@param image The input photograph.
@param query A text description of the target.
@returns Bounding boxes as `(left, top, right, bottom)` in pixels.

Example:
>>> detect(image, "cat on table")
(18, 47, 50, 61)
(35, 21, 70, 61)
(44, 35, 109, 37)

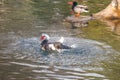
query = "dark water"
(0, 0, 120, 80)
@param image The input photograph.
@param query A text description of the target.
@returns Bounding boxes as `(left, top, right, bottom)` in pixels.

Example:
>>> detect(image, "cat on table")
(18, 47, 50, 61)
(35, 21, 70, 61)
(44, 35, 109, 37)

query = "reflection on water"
(103, 19, 120, 35)
(0, 0, 120, 80)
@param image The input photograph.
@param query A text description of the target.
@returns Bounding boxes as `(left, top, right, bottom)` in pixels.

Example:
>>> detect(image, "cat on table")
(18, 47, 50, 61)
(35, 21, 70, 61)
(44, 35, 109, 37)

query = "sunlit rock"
(93, 0, 120, 19)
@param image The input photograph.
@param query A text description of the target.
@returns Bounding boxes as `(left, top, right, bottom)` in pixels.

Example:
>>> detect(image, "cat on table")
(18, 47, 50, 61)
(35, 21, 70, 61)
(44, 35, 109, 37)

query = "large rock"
(93, 0, 120, 19)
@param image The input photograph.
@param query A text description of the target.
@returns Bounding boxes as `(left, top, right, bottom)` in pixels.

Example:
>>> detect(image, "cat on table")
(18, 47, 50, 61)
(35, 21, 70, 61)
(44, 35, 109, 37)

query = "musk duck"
(40, 33, 72, 52)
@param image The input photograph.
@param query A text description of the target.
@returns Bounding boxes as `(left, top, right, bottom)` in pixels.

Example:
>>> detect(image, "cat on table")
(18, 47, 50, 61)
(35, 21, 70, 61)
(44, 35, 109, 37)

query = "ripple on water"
(9, 61, 105, 80)
(1, 36, 115, 80)
(4, 37, 115, 66)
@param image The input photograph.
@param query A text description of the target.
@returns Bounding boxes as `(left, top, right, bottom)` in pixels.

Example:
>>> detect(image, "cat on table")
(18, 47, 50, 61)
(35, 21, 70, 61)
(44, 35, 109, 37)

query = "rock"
(64, 15, 93, 28)
(93, 0, 120, 19)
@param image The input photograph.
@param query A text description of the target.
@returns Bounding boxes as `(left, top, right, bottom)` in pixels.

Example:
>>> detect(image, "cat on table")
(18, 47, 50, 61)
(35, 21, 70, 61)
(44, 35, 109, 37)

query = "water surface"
(0, 0, 120, 80)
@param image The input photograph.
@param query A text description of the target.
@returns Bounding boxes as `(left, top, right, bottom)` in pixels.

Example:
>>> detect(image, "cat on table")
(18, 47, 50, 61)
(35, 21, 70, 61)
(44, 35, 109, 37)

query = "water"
(0, 0, 120, 80)
(0, 34, 116, 80)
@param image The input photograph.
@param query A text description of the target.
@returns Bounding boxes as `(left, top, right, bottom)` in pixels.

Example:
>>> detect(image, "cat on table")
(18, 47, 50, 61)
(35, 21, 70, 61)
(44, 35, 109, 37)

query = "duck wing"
(58, 37, 64, 43)
(61, 44, 72, 49)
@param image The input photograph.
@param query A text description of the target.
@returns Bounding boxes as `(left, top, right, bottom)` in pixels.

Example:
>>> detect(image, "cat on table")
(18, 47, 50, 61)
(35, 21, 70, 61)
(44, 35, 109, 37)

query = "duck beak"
(67, 2, 73, 5)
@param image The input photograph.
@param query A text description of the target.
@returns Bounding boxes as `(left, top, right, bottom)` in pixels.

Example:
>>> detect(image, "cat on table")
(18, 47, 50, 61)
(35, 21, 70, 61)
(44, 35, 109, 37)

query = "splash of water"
(3, 36, 116, 66)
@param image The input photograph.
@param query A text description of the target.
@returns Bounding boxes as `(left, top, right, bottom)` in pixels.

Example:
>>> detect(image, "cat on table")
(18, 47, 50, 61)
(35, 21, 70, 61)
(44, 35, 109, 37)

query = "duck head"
(40, 33, 50, 51)
(72, 1, 78, 6)
(40, 33, 50, 41)
(68, 1, 78, 10)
